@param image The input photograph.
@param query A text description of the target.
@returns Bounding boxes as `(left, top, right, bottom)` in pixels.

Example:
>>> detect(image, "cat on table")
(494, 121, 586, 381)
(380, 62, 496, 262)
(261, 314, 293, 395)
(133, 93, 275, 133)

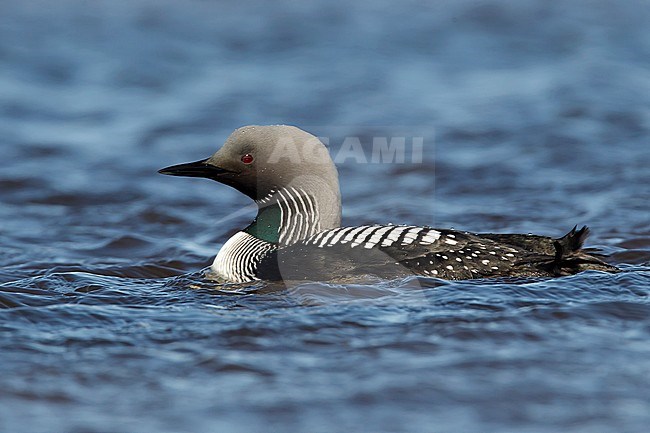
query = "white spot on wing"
(420, 230, 441, 245)
(310, 230, 328, 245)
(351, 226, 379, 248)
(364, 226, 393, 249)
(317, 229, 339, 247)
(382, 226, 409, 246)
(328, 227, 355, 246)
(401, 228, 422, 245)
(343, 226, 370, 244)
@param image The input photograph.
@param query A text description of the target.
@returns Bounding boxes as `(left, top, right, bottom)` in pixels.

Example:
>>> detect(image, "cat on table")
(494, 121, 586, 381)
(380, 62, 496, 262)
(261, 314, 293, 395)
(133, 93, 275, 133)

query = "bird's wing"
(258, 225, 523, 280)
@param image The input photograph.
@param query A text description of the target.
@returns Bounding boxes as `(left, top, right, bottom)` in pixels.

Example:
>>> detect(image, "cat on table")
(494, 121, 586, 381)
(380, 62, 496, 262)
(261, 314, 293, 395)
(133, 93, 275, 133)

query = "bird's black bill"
(158, 158, 231, 180)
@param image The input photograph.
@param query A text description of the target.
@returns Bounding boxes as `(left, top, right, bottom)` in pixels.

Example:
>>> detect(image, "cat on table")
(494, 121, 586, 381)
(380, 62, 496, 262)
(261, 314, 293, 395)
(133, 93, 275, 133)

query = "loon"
(159, 125, 618, 283)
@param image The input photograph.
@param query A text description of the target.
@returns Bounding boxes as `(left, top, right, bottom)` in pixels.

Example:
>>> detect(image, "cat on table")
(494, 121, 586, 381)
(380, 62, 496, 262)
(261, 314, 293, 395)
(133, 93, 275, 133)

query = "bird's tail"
(548, 225, 618, 275)
(554, 225, 590, 256)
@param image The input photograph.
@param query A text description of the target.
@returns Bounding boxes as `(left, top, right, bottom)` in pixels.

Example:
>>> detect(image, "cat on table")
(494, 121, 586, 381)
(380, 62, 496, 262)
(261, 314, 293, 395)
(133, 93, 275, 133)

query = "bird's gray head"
(159, 125, 342, 233)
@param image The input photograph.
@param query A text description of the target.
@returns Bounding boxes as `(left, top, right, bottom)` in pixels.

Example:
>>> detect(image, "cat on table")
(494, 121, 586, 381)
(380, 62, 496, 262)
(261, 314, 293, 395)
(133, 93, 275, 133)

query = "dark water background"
(1, 1, 650, 432)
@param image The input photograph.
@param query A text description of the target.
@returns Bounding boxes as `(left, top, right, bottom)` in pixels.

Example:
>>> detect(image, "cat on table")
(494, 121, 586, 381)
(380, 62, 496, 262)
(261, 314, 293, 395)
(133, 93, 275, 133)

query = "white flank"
(212, 231, 275, 283)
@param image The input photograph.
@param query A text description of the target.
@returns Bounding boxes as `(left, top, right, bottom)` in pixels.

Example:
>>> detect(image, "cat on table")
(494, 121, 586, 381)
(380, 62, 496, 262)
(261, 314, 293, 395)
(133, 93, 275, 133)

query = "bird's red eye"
(241, 154, 254, 164)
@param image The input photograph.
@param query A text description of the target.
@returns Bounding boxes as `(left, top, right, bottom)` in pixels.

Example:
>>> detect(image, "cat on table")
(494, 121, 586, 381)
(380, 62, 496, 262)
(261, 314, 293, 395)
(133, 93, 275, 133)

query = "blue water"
(1, 0, 650, 432)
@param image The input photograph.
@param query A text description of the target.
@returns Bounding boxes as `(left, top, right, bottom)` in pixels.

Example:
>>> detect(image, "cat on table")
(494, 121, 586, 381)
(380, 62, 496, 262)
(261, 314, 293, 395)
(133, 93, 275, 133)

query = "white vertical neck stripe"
(274, 187, 321, 245)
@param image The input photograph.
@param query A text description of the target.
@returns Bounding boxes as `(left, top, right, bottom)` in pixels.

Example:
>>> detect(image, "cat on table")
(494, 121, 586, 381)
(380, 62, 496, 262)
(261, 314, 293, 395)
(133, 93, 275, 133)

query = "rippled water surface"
(1, 1, 650, 432)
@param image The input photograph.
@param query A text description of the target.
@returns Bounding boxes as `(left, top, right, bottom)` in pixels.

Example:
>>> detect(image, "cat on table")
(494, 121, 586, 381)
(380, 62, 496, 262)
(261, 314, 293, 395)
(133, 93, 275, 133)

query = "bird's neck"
(244, 187, 340, 245)
(244, 204, 282, 243)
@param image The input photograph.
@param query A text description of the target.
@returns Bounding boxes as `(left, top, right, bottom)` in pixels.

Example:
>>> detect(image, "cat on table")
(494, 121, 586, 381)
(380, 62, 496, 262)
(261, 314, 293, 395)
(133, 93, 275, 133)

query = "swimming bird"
(159, 125, 618, 283)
